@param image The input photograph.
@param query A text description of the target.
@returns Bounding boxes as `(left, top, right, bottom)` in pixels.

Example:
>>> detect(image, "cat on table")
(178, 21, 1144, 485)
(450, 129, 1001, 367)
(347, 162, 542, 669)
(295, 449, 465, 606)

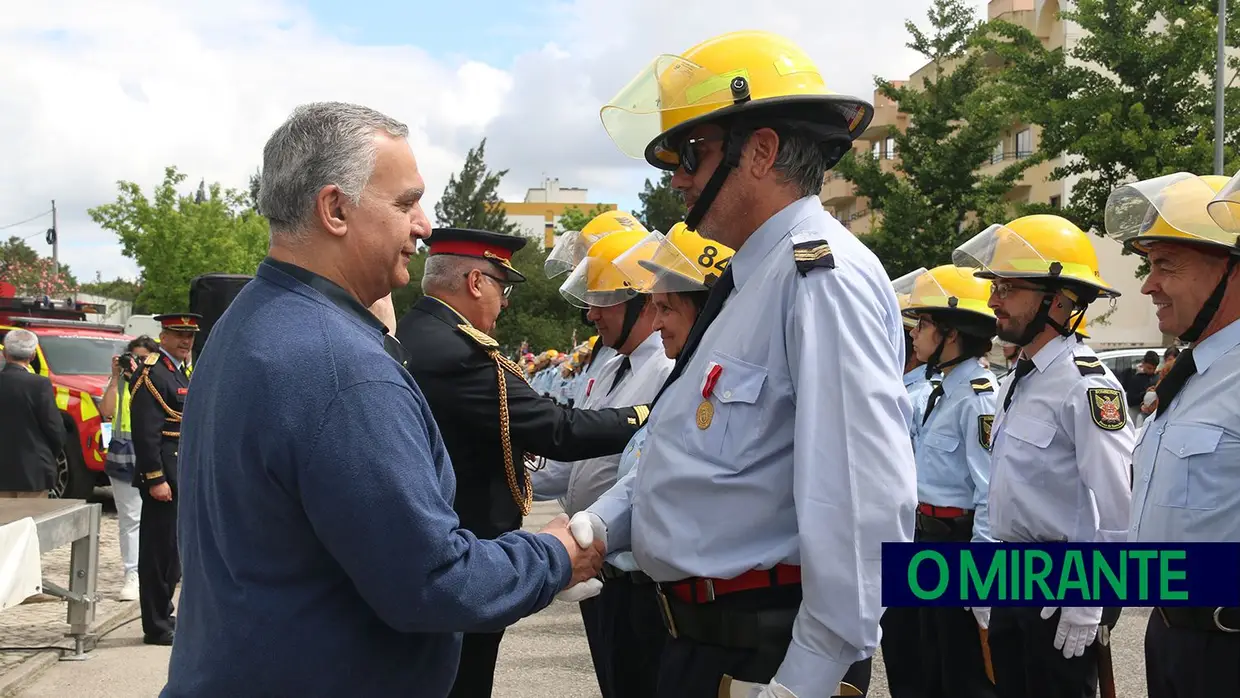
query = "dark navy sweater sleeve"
(300, 379, 573, 632)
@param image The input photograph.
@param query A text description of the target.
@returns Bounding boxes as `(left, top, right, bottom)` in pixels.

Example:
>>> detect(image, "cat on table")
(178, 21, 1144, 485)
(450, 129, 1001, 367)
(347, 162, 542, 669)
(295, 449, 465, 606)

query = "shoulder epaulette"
(457, 323, 499, 349)
(1073, 356, 1105, 376)
(144, 353, 160, 366)
(970, 377, 995, 394)
(792, 239, 835, 277)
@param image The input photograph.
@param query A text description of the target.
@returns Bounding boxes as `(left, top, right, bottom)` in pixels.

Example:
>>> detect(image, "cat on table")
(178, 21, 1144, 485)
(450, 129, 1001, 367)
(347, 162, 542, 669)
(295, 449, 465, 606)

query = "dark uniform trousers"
(448, 631, 505, 698)
(1145, 607, 1240, 698)
(653, 585, 873, 698)
(578, 567, 667, 698)
(988, 607, 1099, 698)
(138, 482, 180, 638)
(913, 512, 996, 698)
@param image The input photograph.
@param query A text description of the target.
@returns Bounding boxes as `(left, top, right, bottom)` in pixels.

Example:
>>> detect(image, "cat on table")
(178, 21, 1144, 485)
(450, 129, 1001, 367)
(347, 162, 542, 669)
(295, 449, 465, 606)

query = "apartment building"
(822, 0, 1163, 349)
(497, 178, 616, 249)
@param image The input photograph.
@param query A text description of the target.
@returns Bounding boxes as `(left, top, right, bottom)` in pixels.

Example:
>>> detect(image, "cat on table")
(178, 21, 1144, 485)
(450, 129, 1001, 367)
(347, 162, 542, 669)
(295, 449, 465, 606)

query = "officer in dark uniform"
(130, 312, 199, 645)
(395, 228, 651, 698)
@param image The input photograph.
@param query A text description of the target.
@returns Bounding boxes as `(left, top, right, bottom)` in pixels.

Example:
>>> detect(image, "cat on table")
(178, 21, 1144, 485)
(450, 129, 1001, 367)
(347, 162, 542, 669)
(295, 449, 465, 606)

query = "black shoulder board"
(1073, 356, 1106, 376)
(792, 240, 835, 277)
(970, 377, 995, 394)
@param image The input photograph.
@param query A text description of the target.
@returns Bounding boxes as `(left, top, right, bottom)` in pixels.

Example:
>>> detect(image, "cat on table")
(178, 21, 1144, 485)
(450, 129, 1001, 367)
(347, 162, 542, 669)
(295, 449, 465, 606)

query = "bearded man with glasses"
(395, 227, 651, 698)
(951, 214, 1134, 698)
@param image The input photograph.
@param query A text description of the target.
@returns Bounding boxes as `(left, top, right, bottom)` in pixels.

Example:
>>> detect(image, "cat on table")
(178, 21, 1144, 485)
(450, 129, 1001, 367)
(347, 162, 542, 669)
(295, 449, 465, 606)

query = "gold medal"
(696, 400, 714, 429)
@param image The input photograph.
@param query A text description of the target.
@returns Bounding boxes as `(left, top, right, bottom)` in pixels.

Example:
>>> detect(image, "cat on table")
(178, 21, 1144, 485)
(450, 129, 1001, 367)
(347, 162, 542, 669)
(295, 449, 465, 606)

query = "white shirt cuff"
(773, 641, 851, 698)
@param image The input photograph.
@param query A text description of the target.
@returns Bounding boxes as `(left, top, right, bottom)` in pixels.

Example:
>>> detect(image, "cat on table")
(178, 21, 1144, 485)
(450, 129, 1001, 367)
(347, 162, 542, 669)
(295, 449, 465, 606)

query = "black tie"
(607, 356, 631, 395)
(922, 383, 945, 426)
(1002, 357, 1036, 412)
(1155, 348, 1196, 418)
(653, 266, 735, 404)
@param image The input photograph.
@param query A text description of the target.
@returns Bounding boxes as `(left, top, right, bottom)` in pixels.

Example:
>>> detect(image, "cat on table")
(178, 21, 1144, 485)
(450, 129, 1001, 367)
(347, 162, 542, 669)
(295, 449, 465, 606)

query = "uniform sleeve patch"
(1087, 388, 1127, 430)
(970, 378, 995, 394)
(1074, 356, 1106, 376)
(792, 240, 835, 277)
(978, 414, 994, 450)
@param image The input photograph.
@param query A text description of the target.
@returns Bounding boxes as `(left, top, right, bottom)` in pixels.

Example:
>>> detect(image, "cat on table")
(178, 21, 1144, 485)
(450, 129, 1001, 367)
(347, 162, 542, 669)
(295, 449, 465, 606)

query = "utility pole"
(1216, 0, 1228, 175)
(50, 199, 59, 276)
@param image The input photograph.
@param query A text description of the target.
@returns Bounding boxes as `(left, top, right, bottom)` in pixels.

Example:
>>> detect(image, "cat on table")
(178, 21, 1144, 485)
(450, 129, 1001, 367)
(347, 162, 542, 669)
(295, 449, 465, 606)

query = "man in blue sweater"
(163, 102, 603, 697)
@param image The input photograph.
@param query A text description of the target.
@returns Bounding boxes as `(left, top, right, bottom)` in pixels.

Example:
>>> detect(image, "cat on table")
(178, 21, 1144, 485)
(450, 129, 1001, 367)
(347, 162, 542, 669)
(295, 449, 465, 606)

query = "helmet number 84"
(698, 245, 730, 270)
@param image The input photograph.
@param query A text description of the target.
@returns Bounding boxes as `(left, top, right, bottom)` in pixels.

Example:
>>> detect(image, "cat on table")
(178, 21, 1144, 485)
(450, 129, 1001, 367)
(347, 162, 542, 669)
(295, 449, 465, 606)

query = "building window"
(1049, 195, 1062, 209)
(1016, 128, 1033, 158)
(991, 140, 1005, 164)
(872, 141, 882, 159)
(885, 137, 897, 159)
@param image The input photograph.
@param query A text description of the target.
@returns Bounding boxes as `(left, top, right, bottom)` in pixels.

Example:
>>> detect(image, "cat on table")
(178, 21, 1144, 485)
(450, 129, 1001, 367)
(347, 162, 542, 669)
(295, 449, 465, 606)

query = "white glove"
(720, 677, 799, 698)
(568, 511, 607, 551)
(965, 606, 990, 629)
(1040, 606, 1101, 658)
(555, 577, 603, 603)
(553, 512, 609, 604)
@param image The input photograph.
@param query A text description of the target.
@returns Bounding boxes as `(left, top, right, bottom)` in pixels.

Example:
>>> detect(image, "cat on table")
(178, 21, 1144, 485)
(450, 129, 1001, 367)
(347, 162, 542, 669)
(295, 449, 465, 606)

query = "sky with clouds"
(0, 0, 987, 283)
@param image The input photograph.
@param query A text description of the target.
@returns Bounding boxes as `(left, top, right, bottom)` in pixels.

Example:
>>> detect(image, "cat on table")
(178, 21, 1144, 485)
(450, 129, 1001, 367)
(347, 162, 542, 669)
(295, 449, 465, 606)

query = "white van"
(124, 314, 162, 339)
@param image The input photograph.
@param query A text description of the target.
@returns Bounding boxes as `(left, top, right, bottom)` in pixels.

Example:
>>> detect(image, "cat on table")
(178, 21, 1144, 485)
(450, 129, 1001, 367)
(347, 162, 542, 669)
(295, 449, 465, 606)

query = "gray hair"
(3, 329, 38, 362)
(422, 255, 485, 295)
(771, 125, 831, 198)
(258, 102, 410, 240)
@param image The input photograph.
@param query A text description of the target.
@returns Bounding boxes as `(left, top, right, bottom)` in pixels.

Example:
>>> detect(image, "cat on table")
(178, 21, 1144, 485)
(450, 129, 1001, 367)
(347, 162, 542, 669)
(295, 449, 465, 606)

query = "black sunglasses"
(677, 134, 725, 175)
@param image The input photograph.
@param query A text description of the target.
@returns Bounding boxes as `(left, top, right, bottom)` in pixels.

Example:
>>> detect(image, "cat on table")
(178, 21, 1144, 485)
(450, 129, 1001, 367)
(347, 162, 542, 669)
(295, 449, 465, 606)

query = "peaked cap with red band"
(426, 228, 529, 283)
(154, 312, 202, 332)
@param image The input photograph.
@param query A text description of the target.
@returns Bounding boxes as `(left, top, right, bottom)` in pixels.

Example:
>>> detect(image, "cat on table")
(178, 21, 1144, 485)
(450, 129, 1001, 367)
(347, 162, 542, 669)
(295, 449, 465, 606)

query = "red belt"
(918, 503, 970, 518)
(662, 564, 802, 604)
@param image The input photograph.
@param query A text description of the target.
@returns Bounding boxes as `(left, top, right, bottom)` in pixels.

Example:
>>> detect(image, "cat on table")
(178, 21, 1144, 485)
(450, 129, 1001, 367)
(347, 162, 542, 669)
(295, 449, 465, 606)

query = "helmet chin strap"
(609, 294, 648, 351)
(1179, 256, 1238, 344)
(925, 332, 969, 379)
(684, 129, 747, 232)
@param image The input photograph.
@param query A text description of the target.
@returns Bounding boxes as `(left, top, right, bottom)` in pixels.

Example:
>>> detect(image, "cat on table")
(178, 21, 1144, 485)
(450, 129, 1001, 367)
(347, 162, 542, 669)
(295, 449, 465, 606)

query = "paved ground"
(5, 500, 1154, 697)
(0, 493, 134, 677)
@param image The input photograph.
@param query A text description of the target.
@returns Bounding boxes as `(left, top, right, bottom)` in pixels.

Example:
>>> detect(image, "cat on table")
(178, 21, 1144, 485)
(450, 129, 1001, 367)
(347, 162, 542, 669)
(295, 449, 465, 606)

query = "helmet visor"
(954, 224, 1066, 280)
(903, 266, 992, 318)
(616, 230, 724, 294)
(600, 54, 745, 163)
(1209, 169, 1240, 236)
(545, 230, 590, 279)
(1105, 173, 1228, 248)
(558, 253, 638, 309)
(892, 267, 928, 328)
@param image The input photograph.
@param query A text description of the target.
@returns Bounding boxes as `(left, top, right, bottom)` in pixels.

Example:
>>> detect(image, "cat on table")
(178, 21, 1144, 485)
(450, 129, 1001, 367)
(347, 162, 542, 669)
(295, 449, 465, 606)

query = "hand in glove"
(719, 677, 800, 698)
(964, 606, 990, 629)
(1040, 606, 1101, 658)
(553, 512, 608, 603)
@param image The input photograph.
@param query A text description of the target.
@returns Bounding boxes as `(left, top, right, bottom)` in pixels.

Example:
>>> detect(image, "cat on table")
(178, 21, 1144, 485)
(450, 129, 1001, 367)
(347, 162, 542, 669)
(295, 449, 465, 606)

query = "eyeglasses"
(990, 280, 1045, 299)
(466, 271, 513, 298)
(677, 135, 724, 175)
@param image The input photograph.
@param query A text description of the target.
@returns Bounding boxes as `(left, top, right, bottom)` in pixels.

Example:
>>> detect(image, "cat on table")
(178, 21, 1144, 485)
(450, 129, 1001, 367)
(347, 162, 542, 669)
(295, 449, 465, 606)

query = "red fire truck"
(0, 280, 132, 498)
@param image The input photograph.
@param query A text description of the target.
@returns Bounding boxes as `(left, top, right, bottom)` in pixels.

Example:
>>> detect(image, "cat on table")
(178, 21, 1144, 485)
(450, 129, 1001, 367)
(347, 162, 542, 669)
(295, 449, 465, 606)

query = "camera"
(118, 352, 140, 379)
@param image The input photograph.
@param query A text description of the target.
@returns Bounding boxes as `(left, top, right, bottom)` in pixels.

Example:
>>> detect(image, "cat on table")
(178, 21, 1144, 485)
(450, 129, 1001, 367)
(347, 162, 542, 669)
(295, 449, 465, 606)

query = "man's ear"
(464, 269, 484, 300)
(316, 185, 349, 238)
(744, 127, 780, 179)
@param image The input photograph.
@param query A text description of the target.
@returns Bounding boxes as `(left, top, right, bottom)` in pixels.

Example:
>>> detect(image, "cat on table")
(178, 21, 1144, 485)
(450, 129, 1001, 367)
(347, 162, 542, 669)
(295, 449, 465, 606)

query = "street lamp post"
(1217, 0, 1228, 175)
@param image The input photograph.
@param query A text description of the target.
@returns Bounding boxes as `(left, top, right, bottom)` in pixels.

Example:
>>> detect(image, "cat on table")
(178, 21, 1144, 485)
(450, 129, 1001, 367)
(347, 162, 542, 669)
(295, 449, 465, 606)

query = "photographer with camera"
(100, 334, 160, 602)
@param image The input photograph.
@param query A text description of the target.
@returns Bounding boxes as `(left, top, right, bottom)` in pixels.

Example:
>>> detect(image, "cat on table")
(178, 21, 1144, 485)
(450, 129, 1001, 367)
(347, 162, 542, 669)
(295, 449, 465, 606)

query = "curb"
(0, 601, 140, 698)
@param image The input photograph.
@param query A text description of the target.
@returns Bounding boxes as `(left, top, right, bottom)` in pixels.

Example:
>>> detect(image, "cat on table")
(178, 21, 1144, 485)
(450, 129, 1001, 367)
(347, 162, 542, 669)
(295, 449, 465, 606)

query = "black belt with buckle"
(915, 512, 974, 542)
(653, 584, 797, 648)
(600, 563, 655, 585)
(1159, 607, 1240, 633)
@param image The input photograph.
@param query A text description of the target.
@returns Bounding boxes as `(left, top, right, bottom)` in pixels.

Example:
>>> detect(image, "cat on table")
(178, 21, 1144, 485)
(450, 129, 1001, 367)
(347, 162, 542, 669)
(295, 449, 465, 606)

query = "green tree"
(835, 0, 1038, 278)
(89, 166, 270, 312)
(1, 236, 40, 268)
(634, 171, 687, 233)
(557, 203, 614, 234)
(434, 138, 522, 234)
(983, 0, 1240, 236)
(80, 274, 142, 305)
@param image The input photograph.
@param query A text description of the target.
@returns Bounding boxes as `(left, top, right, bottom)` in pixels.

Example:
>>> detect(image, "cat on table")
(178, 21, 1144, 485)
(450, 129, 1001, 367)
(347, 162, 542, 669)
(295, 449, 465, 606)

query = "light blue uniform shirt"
(588, 196, 918, 696)
(905, 366, 936, 445)
(913, 359, 997, 543)
(605, 426, 648, 572)
(1130, 318, 1240, 542)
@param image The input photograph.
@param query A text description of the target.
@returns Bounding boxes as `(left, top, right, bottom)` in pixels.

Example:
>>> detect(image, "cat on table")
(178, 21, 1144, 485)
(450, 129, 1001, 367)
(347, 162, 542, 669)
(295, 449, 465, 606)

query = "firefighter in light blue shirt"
(568, 30, 915, 698)
(903, 264, 999, 698)
(893, 267, 940, 444)
(1104, 171, 1240, 698)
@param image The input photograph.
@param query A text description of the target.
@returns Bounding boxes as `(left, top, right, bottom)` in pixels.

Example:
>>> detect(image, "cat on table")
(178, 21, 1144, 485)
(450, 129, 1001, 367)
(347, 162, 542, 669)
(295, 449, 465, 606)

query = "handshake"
(538, 512, 608, 602)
